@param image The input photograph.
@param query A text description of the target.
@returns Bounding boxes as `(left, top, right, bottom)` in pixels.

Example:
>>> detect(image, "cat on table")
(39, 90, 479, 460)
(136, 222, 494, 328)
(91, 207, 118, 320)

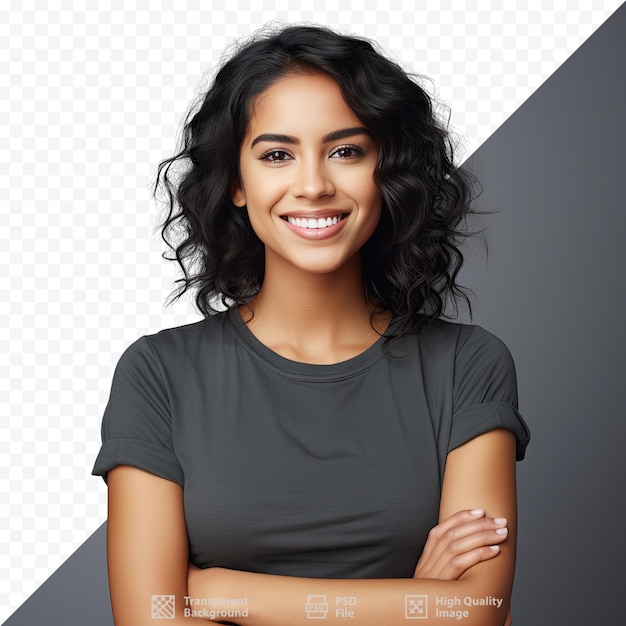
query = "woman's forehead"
(245, 72, 365, 142)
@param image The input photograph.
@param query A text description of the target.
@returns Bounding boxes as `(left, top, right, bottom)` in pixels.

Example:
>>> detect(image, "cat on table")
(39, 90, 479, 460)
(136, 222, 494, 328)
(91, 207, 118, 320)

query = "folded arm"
(187, 428, 518, 626)
(106, 466, 221, 625)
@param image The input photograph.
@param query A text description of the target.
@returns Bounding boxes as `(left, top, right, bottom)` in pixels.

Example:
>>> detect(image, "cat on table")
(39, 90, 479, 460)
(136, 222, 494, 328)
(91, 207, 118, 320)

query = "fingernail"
(470, 508, 484, 515)
(496, 528, 508, 535)
(494, 517, 507, 525)
(489, 545, 500, 552)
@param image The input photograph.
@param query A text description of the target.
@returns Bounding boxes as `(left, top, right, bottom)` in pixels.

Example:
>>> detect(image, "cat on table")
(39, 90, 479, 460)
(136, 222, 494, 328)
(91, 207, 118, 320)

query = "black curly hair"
(155, 24, 478, 336)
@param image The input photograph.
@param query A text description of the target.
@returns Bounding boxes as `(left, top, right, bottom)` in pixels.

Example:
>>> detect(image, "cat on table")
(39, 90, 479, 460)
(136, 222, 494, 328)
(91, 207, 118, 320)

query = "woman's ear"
(231, 182, 246, 207)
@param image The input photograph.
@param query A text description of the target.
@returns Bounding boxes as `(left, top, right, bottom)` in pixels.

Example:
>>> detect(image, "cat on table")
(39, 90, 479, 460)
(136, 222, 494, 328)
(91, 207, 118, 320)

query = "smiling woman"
(92, 24, 529, 626)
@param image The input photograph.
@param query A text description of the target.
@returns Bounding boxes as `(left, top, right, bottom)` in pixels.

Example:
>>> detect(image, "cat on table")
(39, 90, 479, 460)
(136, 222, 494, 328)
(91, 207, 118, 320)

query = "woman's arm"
(434, 427, 518, 624)
(106, 465, 222, 625)
(188, 428, 518, 626)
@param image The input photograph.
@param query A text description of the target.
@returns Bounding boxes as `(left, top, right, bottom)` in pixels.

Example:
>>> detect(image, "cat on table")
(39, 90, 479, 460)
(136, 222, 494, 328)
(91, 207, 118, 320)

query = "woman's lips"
(280, 213, 348, 239)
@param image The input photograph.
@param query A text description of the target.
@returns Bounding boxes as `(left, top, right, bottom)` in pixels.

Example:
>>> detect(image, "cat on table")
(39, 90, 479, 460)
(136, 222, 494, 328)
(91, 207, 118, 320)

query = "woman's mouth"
(280, 213, 350, 239)
(281, 214, 348, 229)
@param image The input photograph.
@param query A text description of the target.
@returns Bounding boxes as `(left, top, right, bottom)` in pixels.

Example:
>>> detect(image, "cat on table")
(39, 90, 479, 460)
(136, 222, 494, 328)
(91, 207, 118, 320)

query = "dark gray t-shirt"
(92, 308, 529, 579)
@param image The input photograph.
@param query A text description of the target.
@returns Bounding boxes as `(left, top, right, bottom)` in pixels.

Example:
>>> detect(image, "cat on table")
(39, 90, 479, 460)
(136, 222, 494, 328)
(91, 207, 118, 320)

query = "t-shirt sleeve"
(450, 326, 530, 461)
(91, 336, 184, 486)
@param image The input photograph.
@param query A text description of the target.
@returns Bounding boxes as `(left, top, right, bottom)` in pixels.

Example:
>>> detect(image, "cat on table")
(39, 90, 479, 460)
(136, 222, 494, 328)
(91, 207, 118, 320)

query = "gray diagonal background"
(3, 4, 625, 625)
(461, 3, 625, 622)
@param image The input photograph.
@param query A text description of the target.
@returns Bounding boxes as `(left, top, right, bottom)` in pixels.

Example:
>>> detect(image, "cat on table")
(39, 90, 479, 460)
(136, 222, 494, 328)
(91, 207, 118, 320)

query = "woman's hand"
(413, 508, 509, 581)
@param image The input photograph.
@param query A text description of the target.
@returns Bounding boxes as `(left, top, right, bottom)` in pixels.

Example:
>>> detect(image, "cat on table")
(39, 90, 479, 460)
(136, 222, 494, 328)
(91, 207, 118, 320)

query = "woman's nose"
(291, 157, 335, 200)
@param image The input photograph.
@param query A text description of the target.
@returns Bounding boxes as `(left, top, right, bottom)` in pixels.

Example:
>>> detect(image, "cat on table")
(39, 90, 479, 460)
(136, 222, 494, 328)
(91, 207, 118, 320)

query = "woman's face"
(232, 71, 382, 277)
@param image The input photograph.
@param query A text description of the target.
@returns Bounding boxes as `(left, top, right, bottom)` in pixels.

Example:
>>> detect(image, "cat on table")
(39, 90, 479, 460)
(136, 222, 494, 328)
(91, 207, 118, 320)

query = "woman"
(93, 25, 529, 625)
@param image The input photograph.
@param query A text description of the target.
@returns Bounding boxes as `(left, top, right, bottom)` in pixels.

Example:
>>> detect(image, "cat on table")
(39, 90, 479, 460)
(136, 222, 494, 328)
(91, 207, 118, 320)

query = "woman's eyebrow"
(250, 127, 372, 148)
(323, 127, 373, 143)
(251, 133, 297, 147)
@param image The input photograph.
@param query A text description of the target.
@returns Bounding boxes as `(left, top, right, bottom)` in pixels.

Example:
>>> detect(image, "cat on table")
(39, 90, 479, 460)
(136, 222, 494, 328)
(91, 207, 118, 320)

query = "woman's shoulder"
(417, 318, 519, 399)
(390, 318, 516, 387)
(404, 316, 510, 357)
(119, 311, 232, 367)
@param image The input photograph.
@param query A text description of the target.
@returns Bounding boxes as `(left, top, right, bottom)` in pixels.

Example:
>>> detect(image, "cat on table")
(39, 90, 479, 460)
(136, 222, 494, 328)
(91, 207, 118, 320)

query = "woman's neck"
(239, 253, 390, 364)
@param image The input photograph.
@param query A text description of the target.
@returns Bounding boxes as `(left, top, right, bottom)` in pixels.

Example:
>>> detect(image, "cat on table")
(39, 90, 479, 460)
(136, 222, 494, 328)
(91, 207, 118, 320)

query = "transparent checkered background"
(1, 0, 622, 618)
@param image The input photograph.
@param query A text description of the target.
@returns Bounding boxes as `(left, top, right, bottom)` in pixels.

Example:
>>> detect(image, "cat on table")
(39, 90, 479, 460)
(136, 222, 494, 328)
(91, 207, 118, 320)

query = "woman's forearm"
(186, 433, 518, 626)
(188, 567, 509, 626)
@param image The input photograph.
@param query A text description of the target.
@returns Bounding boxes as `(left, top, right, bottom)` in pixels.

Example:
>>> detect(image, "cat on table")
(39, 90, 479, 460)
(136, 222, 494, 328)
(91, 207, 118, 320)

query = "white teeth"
(287, 215, 343, 229)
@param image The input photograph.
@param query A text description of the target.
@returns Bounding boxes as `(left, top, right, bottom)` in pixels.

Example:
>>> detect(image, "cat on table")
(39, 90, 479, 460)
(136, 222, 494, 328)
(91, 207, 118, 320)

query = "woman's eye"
(261, 150, 292, 162)
(330, 145, 365, 159)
